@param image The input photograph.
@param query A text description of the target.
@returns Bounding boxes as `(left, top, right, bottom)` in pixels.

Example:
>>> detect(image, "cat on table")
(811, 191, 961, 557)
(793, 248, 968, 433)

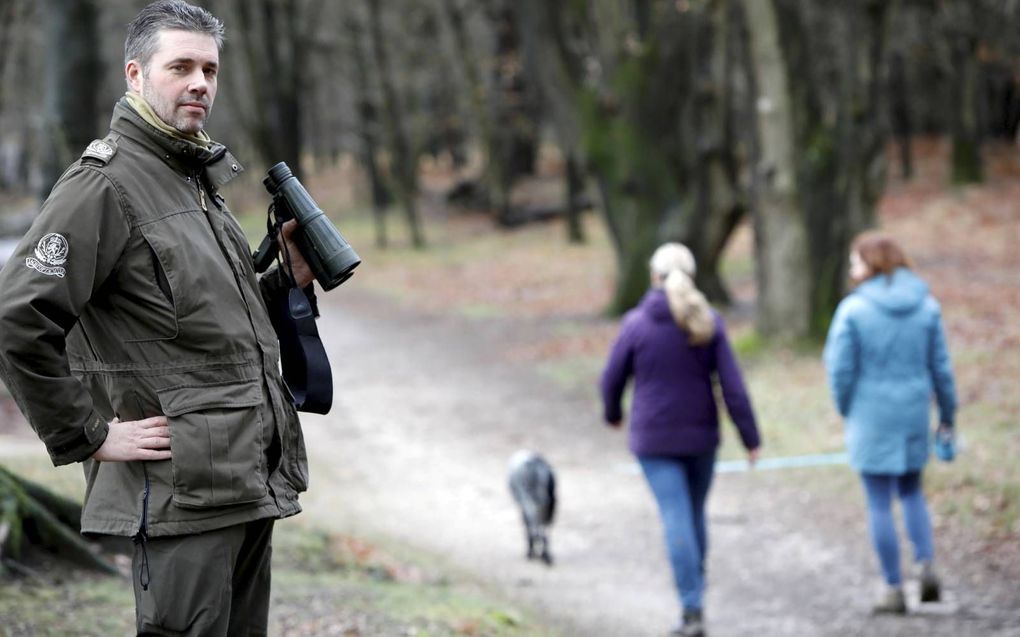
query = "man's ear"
(126, 60, 143, 93)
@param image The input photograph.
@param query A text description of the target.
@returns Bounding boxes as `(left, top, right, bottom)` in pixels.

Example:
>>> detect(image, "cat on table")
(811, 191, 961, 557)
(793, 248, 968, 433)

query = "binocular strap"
(266, 286, 333, 414)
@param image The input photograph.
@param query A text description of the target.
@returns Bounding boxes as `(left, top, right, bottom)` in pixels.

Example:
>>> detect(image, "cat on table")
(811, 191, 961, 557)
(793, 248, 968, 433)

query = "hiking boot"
(872, 586, 907, 615)
(919, 562, 941, 603)
(668, 609, 705, 637)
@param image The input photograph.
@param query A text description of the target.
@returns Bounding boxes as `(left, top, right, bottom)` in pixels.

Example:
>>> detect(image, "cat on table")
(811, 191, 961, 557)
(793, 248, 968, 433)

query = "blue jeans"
(860, 471, 934, 585)
(638, 453, 716, 612)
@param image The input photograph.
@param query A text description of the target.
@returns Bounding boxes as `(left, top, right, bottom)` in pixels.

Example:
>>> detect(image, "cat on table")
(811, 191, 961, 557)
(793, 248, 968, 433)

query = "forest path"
(298, 287, 1018, 637)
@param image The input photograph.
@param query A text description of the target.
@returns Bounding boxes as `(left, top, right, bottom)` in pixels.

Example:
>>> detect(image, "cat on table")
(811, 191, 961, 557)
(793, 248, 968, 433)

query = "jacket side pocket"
(156, 379, 267, 509)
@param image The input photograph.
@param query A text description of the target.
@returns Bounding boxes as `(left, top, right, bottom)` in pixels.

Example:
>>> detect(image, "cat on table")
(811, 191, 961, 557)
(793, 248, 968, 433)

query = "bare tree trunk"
(232, 0, 324, 181)
(306, 47, 332, 171)
(811, 1, 890, 336)
(743, 0, 891, 339)
(441, 0, 502, 212)
(0, 0, 18, 115)
(669, 0, 747, 305)
(743, 0, 811, 338)
(39, 0, 100, 199)
(367, 0, 425, 248)
(889, 51, 913, 180)
(596, 165, 673, 315)
(517, 0, 588, 247)
(489, 1, 539, 225)
(345, 13, 390, 249)
(0, 0, 30, 191)
(264, 0, 303, 178)
(519, 0, 747, 315)
(985, 61, 1020, 142)
(235, 1, 286, 174)
(942, 2, 983, 185)
(565, 153, 585, 244)
(442, 0, 540, 223)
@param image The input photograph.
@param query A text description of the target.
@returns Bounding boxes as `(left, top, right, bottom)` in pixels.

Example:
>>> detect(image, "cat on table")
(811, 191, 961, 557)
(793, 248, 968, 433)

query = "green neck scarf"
(125, 91, 211, 148)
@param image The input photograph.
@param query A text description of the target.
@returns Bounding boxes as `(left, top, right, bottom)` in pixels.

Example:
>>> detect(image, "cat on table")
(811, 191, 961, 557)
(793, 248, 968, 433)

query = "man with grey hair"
(0, 1, 314, 634)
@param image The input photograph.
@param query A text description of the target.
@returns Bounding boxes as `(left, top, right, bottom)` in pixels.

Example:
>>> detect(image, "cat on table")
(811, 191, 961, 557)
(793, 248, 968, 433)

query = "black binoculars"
(252, 162, 361, 290)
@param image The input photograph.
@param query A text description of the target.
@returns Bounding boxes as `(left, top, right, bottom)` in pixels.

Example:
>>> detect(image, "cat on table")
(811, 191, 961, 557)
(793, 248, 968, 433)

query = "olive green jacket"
(0, 99, 308, 537)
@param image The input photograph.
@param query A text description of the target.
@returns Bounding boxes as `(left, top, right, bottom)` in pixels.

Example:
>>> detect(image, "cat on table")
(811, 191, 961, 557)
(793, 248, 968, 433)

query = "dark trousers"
(133, 518, 275, 636)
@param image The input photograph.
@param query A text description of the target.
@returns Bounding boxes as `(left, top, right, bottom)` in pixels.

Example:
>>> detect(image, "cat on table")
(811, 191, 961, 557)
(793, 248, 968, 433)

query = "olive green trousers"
(132, 518, 275, 636)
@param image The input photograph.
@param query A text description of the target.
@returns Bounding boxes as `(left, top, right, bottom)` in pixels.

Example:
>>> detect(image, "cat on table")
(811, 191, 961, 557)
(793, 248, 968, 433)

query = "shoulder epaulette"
(81, 138, 118, 165)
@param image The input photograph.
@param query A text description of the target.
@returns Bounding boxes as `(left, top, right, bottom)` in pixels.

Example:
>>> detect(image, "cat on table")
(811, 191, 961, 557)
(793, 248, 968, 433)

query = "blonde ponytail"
(664, 269, 716, 345)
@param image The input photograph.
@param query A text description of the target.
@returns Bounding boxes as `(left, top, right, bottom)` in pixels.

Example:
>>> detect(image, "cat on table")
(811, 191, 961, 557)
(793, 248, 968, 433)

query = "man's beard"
(141, 82, 210, 135)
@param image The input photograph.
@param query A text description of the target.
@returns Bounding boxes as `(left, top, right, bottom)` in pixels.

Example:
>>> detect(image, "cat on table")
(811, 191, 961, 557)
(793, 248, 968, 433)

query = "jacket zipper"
(197, 171, 264, 350)
(196, 174, 208, 212)
(133, 464, 151, 591)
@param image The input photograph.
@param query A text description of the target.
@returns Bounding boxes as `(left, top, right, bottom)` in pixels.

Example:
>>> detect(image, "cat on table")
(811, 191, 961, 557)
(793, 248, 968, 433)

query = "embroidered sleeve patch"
(82, 139, 115, 163)
(25, 233, 69, 278)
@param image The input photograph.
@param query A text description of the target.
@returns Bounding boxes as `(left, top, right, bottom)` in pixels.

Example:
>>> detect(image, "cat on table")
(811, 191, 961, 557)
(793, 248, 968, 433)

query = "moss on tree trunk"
(951, 140, 983, 185)
(0, 465, 117, 576)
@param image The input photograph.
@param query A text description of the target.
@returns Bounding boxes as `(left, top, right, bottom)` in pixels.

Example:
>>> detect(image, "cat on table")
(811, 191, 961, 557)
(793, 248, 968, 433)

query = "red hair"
(851, 231, 912, 279)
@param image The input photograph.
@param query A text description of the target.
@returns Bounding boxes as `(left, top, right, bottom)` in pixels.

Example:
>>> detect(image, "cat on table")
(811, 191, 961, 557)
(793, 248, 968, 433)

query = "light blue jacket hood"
(855, 268, 929, 316)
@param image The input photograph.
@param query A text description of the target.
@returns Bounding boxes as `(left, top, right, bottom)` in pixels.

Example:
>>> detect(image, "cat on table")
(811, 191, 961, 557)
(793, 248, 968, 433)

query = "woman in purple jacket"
(601, 243, 761, 637)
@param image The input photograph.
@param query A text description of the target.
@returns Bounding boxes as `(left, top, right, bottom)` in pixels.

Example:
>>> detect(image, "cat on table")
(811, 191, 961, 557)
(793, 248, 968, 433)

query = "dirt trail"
(299, 287, 1020, 637)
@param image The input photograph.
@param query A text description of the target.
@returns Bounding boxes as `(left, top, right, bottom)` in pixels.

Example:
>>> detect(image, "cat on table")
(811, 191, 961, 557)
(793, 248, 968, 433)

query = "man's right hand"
(91, 416, 171, 462)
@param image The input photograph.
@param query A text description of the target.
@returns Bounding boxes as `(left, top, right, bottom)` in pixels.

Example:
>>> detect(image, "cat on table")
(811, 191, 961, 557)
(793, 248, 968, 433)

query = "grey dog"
(508, 450, 556, 565)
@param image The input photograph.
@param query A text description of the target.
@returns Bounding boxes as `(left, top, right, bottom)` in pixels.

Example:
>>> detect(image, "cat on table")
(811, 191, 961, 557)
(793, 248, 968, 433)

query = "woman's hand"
(747, 447, 760, 468)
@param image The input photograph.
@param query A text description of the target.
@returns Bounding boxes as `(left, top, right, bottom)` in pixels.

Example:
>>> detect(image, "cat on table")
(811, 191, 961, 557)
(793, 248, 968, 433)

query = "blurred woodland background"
(1, 2, 1019, 633)
(0, 0, 1017, 336)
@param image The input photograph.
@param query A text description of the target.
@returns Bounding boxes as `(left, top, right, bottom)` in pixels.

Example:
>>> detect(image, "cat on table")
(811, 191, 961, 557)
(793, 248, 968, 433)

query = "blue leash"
(715, 452, 849, 474)
(617, 452, 849, 475)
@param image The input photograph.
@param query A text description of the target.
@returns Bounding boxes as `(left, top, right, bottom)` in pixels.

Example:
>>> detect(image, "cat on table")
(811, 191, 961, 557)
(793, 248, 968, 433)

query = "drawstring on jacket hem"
(134, 463, 152, 591)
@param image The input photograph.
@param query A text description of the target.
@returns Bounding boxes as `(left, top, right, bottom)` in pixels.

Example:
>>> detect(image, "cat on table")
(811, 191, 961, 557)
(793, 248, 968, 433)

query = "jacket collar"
(640, 287, 674, 322)
(109, 97, 244, 188)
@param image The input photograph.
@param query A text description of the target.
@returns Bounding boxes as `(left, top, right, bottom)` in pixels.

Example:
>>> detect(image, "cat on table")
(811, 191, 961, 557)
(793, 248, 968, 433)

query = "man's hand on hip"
(92, 416, 171, 462)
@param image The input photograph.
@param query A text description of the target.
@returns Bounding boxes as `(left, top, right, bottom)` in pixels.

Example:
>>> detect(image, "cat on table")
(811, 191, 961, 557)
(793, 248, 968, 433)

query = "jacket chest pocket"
(157, 379, 267, 509)
(99, 231, 179, 343)
(137, 211, 249, 334)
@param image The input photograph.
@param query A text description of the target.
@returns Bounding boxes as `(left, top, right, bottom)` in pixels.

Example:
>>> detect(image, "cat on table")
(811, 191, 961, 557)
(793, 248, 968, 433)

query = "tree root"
(0, 465, 118, 577)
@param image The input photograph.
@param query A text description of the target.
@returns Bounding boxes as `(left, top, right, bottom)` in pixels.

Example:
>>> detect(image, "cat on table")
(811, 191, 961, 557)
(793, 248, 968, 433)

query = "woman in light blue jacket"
(824, 231, 957, 614)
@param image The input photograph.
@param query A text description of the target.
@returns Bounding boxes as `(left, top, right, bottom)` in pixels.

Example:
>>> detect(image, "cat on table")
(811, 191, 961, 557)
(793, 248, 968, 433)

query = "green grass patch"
(534, 355, 603, 392)
(731, 328, 766, 359)
(0, 573, 135, 637)
(0, 464, 552, 637)
(270, 523, 553, 637)
(0, 521, 552, 637)
(0, 455, 86, 503)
